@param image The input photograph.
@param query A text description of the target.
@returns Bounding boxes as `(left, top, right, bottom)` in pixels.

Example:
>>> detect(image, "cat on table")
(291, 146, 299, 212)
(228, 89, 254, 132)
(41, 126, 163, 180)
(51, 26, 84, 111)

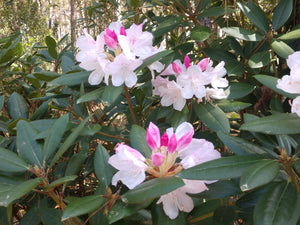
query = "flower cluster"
(152, 55, 228, 111)
(277, 51, 300, 116)
(108, 122, 221, 219)
(76, 22, 163, 88)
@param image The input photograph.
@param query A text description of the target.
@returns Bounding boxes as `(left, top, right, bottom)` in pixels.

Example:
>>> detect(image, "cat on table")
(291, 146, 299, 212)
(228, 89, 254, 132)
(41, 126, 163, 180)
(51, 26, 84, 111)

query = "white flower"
(156, 179, 208, 219)
(292, 96, 300, 117)
(108, 144, 147, 189)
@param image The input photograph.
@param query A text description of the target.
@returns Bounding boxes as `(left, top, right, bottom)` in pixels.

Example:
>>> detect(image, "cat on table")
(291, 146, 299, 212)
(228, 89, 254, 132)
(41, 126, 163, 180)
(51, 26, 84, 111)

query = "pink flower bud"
(120, 26, 127, 36)
(146, 122, 161, 151)
(172, 62, 182, 74)
(160, 132, 169, 147)
(151, 152, 165, 167)
(168, 133, 178, 153)
(198, 58, 210, 71)
(184, 55, 191, 69)
(104, 28, 118, 49)
(177, 130, 193, 149)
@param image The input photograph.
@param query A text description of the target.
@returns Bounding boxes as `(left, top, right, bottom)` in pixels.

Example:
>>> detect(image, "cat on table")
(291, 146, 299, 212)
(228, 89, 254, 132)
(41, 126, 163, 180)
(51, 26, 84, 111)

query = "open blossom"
(76, 22, 163, 88)
(108, 122, 221, 219)
(277, 51, 300, 116)
(152, 55, 228, 111)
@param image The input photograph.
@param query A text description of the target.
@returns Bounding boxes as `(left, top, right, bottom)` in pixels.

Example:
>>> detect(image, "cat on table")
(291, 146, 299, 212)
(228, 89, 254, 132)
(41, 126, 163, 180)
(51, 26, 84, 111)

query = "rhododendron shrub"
(2, 1, 300, 225)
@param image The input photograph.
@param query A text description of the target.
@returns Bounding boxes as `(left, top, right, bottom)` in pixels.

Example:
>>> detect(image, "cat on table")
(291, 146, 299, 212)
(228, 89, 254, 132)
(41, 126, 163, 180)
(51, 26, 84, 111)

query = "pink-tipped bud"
(160, 132, 169, 147)
(168, 133, 178, 153)
(184, 55, 191, 69)
(151, 152, 165, 167)
(104, 28, 118, 49)
(198, 58, 210, 71)
(146, 122, 161, 151)
(172, 62, 182, 74)
(177, 130, 193, 149)
(120, 26, 127, 36)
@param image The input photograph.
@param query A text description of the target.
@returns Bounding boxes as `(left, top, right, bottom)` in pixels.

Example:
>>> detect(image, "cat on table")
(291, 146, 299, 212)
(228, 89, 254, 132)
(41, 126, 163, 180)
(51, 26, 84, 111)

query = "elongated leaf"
(45, 175, 77, 191)
(0, 177, 42, 207)
(30, 100, 50, 120)
(77, 87, 105, 103)
(217, 132, 276, 157)
(0, 147, 29, 172)
(237, 1, 269, 33)
(178, 155, 262, 180)
(222, 27, 263, 41)
(152, 16, 184, 37)
(130, 125, 152, 158)
(217, 100, 251, 113)
(0, 95, 4, 112)
(203, 48, 236, 64)
(225, 82, 255, 100)
(122, 177, 184, 204)
(39, 208, 64, 225)
(101, 85, 124, 106)
(94, 145, 114, 186)
(135, 50, 173, 72)
(62, 195, 105, 221)
(193, 102, 230, 133)
(49, 115, 92, 168)
(33, 71, 60, 81)
(7, 92, 29, 120)
(240, 160, 280, 191)
(254, 182, 300, 225)
(43, 114, 69, 163)
(279, 29, 300, 40)
(272, 0, 293, 30)
(199, 6, 235, 18)
(17, 120, 43, 168)
(190, 26, 211, 42)
(254, 75, 298, 99)
(48, 71, 90, 86)
(240, 113, 300, 134)
(107, 199, 152, 224)
(271, 40, 294, 59)
(248, 51, 271, 68)
(45, 36, 57, 59)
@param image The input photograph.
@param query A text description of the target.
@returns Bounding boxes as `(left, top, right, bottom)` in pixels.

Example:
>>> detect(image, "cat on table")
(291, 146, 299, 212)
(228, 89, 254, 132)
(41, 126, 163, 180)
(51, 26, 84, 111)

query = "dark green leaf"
(94, 145, 114, 186)
(254, 75, 298, 99)
(122, 177, 185, 204)
(254, 182, 300, 225)
(240, 113, 300, 134)
(39, 208, 64, 225)
(178, 155, 262, 180)
(248, 51, 271, 68)
(203, 48, 236, 64)
(135, 50, 173, 72)
(17, 120, 43, 168)
(45, 36, 58, 59)
(62, 195, 105, 221)
(153, 16, 184, 37)
(0, 178, 42, 207)
(33, 71, 60, 81)
(222, 27, 263, 41)
(101, 85, 124, 106)
(49, 114, 92, 168)
(213, 206, 236, 225)
(19, 207, 41, 225)
(77, 87, 105, 103)
(7, 92, 29, 120)
(272, 0, 293, 30)
(237, 1, 269, 33)
(0, 147, 29, 173)
(45, 175, 77, 191)
(190, 26, 211, 42)
(271, 40, 294, 59)
(107, 199, 152, 224)
(0, 95, 4, 112)
(240, 160, 280, 191)
(30, 100, 50, 120)
(48, 71, 90, 87)
(279, 29, 300, 40)
(293, 159, 300, 175)
(217, 132, 276, 157)
(43, 114, 69, 163)
(193, 102, 230, 133)
(225, 82, 255, 100)
(130, 125, 152, 158)
(189, 200, 220, 224)
(217, 100, 251, 112)
(199, 6, 235, 18)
